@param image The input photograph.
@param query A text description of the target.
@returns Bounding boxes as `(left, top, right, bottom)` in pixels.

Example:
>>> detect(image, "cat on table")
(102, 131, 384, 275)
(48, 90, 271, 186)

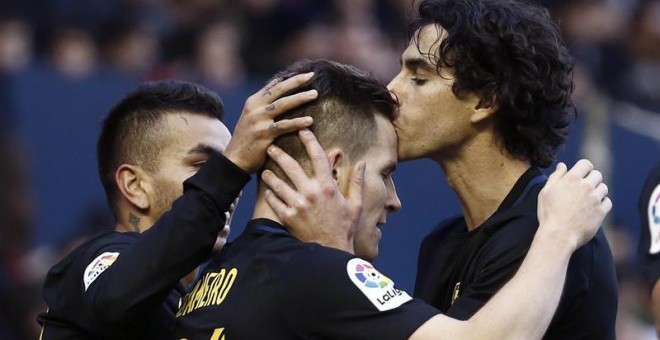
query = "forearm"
(463, 230, 573, 339)
(90, 193, 226, 323)
(89, 153, 249, 321)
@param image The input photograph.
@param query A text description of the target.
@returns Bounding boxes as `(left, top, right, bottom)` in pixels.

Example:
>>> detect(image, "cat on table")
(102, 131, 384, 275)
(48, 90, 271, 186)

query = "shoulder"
(41, 232, 140, 321)
(76, 232, 137, 268)
(238, 241, 438, 339)
(567, 228, 615, 285)
(640, 165, 660, 209)
(276, 243, 358, 278)
(275, 246, 413, 311)
(45, 232, 137, 288)
(420, 216, 464, 247)
(639, 165, 660, 282)
(645, 165, 660, 186)
(480, 215, 538, 256)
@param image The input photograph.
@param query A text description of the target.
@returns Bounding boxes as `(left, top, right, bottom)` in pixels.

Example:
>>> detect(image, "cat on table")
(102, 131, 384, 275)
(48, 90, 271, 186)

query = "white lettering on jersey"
(83, 252, 119, 291)
(346, 258, 412, 311)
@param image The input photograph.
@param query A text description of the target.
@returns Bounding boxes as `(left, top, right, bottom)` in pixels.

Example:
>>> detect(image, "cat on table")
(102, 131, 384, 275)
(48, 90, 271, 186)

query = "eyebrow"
(187, 143, 215, 155)
(402, 57, 435, 72)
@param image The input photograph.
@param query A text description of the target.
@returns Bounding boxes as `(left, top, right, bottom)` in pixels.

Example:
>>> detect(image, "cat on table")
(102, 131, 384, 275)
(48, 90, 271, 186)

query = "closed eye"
(382, 164, 397, 178)
(193, 160, 209, 169)
(411, 77, 427, 85)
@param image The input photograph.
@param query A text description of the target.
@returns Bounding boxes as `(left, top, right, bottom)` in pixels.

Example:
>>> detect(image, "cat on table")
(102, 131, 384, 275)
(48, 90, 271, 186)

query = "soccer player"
(265, 1, 618, 338)
(36, 76, 340, 339)
(174, 59, 611, 339)
(638, 164, 660, 335)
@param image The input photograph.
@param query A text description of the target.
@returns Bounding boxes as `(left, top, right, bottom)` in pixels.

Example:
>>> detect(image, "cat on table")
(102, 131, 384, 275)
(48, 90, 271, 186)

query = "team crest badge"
(346, 258, 412, 311)
(649, 184, 660, 254)
(83, 252, 119, 291)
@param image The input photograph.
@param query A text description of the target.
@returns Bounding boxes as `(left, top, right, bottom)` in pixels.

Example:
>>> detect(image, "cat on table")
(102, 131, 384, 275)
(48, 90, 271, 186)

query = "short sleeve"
(446, 218, 537, 320)
(274, 246, 439, 339)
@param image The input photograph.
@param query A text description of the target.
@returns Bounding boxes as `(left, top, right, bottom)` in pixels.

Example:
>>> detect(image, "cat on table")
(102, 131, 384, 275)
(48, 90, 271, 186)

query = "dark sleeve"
(638, 165, 660, 285)
(275, 247, 439, 339)
(84, 152, 250, 328)
(446, 220, 537, 320)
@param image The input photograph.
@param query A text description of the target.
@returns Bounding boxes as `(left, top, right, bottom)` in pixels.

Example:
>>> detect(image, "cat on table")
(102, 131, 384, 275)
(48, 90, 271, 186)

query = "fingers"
(224, 192, 240, 226)
(264, 189, 292, 223)
(261, 170, 301, 206)
(601, 196, 613, 213)
(268, 116, 314, 137)
(266, 90, 318, 118)
(266, 146, 309, 190)
(545, 162, 567, 188)
(298, 129, 332, 177)
(219, 225, 230, 238)
(595, 182, 609, 201)
(224, 213, 233, 228)
(244, 72, 317, 121)
(259, 72, 314, 101)
(567, 159, 594, 179)
(584, 169, 603, 188)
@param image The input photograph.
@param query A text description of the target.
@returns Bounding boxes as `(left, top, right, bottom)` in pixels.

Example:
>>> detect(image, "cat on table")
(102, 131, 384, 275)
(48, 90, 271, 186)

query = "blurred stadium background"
(0, 0, 658, 338)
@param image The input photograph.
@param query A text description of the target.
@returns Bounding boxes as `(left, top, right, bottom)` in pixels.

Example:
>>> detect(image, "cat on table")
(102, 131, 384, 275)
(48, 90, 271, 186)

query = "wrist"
(224, 149, 252, 174)
(534, 225, 578, 256)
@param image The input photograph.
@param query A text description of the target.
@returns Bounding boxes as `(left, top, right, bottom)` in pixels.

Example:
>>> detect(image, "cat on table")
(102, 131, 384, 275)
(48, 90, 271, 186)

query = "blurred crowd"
(0, 0, 658, 339)
(0, 0, 411, 87)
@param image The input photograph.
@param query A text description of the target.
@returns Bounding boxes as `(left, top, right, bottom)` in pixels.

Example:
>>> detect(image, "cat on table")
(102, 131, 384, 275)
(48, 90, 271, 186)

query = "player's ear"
(471, 93, 498, 124)
(326, 148, 351, 196)
(115, 164, 152, 210)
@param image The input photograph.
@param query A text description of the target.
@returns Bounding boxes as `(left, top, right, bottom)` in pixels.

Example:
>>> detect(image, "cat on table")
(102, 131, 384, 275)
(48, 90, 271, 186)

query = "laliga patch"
(346, 258, 412, 311)
(649, 184, 660, 254)
(83, 252, 119, 291)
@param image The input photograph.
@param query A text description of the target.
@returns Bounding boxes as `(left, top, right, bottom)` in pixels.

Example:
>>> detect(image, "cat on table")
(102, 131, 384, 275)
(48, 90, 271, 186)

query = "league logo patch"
(83, 252, 119, 291)
(353, 262, 392, 288)
(346, 258, 412, 312)
(649, 184, 660, 254)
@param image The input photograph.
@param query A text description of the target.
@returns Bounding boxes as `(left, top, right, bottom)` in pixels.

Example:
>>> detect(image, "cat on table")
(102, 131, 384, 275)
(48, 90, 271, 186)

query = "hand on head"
(261, 129, 365, 253)
(224, 72, 318, 173)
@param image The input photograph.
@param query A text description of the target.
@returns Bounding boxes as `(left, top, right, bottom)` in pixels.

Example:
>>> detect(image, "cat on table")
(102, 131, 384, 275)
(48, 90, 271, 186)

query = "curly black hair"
(410, 0, 575, 167)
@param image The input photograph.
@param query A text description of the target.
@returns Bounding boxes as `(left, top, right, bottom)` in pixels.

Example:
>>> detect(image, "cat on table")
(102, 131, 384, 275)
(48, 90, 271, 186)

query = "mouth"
(376, 222, 386, 229)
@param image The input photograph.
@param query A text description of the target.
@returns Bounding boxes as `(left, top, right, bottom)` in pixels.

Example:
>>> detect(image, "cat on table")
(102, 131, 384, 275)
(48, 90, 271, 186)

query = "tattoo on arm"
(128, 213, 140, 232)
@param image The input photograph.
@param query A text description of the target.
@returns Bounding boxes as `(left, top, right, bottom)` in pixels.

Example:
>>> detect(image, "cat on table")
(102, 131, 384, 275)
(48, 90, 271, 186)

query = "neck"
(430, 136, 530, 231)
(114, 209, 154, 233)
(252, 193, 285, 226)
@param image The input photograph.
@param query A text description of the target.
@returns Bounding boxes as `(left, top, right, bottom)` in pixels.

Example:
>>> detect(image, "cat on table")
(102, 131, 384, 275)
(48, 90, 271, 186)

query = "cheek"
(159, 173, 187, 201)
(363, 179, 388, 213)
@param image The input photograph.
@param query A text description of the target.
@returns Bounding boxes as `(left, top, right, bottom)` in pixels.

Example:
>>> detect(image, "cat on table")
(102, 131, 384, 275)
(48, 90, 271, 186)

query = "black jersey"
(175, 219, 439, 340)
(638, 164, 660, 285)
(37, 152, 250, 339)
(415, 167, 618, 340)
